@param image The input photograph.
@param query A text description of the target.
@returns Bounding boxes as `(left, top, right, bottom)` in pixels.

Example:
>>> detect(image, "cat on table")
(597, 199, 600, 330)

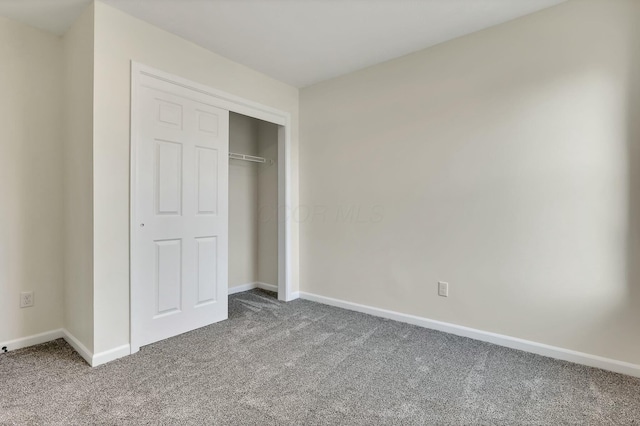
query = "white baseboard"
(92, 344, 131, 367)
(0, 328, 126, 368)
(0, 329, 64, 353)
(62, 329, 93, 366)
(256, 282, 278, 292)
(229, 282, 259, 295)
(62, 329, 130, 367)
(229, 282, 278, 295)
(288, 291, 300, 301)
(299, 292, 640, 378)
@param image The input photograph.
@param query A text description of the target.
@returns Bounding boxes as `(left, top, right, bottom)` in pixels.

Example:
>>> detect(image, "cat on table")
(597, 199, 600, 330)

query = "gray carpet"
(1, 290, 639, 425)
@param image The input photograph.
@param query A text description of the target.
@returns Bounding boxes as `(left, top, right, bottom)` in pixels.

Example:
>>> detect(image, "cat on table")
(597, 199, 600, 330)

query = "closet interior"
(228, 112, 279, 295)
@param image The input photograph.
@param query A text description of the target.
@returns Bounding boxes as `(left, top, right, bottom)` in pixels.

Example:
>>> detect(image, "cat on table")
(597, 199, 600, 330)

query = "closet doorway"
(130, 63, 293, 354)
(228, 113, 280, 296)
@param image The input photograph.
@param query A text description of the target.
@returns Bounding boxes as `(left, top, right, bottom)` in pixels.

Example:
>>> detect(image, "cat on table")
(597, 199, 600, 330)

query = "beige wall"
(300, 0, 640, 365)
(0, 16, 64, 343)
(92, 1, 299, 353)
(229, 113, 259, 288)
(257, 121, 279, 286)
(62, 3, 94, 352)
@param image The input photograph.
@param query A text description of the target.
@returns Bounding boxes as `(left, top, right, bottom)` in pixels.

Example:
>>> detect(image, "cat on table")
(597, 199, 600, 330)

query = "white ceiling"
(0, 0, 566, 87)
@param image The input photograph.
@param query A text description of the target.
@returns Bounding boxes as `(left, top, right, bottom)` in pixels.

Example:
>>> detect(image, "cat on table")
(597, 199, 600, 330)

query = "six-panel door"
(135, 82, 229, 347)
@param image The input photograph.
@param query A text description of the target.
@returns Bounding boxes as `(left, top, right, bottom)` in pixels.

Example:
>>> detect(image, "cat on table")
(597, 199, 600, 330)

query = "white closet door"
(133, 78, 229, 348)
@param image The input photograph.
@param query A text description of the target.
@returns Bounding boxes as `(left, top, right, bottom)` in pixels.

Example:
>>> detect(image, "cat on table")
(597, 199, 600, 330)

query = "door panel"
(196, 148, 219, 214)
(196, 236, 218, 305)
(155, 239, 182, 316)
(134, 78, 229, 348)
(156, 140, 182, 215)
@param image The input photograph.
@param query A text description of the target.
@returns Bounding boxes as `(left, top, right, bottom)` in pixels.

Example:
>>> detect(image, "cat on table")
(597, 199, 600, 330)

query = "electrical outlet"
(438, 282, 449, 297)
(20, 291, 34, 308)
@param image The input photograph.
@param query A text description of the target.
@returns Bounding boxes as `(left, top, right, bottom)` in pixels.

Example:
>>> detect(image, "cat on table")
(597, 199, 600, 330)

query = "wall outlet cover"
(438, 281, 449, 297)
(20, 291, 34, 308)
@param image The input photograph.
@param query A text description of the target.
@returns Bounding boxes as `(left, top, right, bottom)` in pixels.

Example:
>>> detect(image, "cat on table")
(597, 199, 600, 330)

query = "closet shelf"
(229, 152, 266, 163)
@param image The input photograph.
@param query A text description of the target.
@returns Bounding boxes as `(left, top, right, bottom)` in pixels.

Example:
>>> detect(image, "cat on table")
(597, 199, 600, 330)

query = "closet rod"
(229, 152, 266, 163)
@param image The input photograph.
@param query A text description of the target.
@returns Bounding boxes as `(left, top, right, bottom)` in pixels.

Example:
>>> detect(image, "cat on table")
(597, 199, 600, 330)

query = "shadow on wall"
(623, 3, 640, 350)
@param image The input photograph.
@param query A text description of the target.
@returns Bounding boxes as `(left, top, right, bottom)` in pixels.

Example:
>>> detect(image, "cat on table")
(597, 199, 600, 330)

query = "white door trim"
(130, 62, 295, 353)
